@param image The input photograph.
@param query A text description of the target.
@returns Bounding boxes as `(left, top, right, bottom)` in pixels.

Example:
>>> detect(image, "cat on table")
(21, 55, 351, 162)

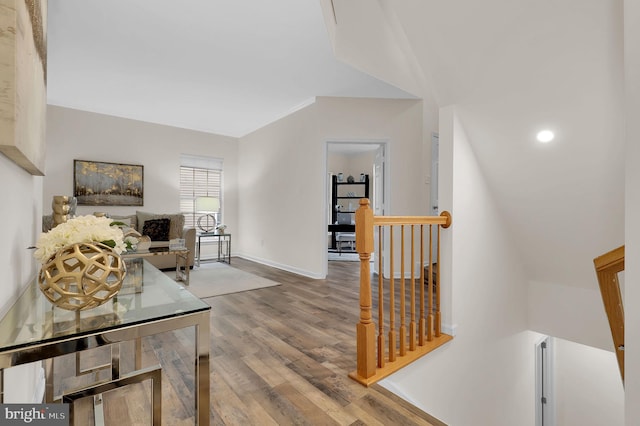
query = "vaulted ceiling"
(46, 0, 414, 138)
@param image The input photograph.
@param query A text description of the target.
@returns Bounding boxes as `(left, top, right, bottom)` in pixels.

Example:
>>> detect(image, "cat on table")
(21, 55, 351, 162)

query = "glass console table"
(0, 258, 211, 425)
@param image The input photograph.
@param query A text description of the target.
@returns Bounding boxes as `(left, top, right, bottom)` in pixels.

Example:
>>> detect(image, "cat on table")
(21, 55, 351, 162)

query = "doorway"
(325, 141, 388, 271)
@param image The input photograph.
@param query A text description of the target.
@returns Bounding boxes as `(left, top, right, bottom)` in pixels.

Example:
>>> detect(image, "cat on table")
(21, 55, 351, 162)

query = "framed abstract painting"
(74, 160, 144, 206)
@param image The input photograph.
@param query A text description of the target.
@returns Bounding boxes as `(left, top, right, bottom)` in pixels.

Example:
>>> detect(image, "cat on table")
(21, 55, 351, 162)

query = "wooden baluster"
(378, 225, 385, 368)
(399, 225, 406, 356)
(435, 224, 441, 337)
(419, 225, 425, 346)
(409, 225, 416, 351)
(355, 199, 376, 379)
(427, 224, 434, 341)
(388, 226, 396, 362)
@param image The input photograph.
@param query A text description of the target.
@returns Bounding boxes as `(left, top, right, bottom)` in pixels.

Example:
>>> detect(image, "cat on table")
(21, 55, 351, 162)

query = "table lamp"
(195, 196, 220, 232)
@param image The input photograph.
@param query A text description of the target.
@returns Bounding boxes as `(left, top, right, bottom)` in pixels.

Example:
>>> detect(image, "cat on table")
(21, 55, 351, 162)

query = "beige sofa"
(43, 211, 196, 270)
(112, 211, 196, 270)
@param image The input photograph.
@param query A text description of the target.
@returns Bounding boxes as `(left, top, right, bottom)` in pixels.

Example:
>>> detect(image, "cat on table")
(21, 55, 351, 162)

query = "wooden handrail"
(350, 198, 453, 386)
(594, 245, 625, 382)
(373, 212, 452, 227)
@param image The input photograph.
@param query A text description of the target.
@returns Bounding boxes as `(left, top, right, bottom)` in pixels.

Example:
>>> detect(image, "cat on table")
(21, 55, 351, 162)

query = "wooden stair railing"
(593, 245, 625, 383)
(349, 199, 453, 386)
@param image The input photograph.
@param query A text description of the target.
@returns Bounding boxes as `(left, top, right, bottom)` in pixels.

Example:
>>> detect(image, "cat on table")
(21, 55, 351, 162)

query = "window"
(180, 155, 223, 229)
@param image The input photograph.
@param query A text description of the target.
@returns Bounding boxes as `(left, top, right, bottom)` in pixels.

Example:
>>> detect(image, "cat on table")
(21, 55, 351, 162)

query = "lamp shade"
(195, 196, 220, 213)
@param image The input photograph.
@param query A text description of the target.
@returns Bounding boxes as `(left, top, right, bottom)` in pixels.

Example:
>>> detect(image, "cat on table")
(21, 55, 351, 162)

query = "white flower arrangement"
(34, 215, 133, 264)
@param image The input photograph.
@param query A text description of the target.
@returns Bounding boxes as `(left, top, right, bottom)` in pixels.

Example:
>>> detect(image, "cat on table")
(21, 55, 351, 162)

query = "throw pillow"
(136, 211, 160, 233)
(168, 214, 185, 239)
(142, 218, 171, 241)
(136, 211, 184, 239)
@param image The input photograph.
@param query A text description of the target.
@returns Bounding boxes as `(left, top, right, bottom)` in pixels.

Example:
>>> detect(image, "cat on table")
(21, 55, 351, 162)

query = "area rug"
(164, 262, 280, 299)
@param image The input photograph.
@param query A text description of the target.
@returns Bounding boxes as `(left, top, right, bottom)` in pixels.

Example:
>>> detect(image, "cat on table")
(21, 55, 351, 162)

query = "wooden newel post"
(355, 198, 375, 379)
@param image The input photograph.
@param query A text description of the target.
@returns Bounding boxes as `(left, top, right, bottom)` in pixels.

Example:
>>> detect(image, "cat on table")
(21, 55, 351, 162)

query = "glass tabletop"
(121, 247, 189, 257)
(0, 259, 209, 354)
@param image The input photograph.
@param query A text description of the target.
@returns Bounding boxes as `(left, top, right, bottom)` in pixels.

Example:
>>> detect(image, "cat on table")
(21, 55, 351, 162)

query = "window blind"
(180, 166, 223, 229)
(180, 154, 223, 171)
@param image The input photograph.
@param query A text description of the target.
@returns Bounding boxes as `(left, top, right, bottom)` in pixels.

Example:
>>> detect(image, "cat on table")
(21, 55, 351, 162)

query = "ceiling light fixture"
(536, 130, 555, 143)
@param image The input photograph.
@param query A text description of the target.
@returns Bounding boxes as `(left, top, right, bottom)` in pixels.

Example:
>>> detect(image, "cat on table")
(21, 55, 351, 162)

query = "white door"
(374, 145, 385, 215)
(373, 145, 386, 273)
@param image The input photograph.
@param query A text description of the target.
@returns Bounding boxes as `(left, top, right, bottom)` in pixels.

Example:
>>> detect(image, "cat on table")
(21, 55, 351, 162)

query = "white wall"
(528, 281, 614, 352)
(381, 106, 625, 425)
(328, 151, 375, 184)
(554, 338, 623, 426)
(327, 151, 350, 178)
(625, 0, 640, 423)
(0, 154, 44, 402)
(44, 106, 239, 239)
(238, 96, 423, 278)
(380, 106, 539, 426)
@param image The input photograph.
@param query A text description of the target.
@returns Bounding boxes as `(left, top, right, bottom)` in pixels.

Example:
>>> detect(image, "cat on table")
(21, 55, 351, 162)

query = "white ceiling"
(46, 0, 414, 138)
(402, 0, 626, 288)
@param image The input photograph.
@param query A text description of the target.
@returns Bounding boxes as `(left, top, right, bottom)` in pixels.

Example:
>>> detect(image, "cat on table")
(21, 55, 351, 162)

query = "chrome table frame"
(196, 232, 231, 266)
(122, 247, 190, 285)
(0, 259, 210, 425)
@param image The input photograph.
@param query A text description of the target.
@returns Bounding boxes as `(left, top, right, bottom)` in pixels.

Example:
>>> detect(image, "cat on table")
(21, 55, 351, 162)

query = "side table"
(196, 232, 231, 266)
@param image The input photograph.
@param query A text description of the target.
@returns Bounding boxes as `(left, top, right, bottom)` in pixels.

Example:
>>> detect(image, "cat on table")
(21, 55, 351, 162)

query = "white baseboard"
(236, 253, 324, 279)
(442, 323, 457, 336)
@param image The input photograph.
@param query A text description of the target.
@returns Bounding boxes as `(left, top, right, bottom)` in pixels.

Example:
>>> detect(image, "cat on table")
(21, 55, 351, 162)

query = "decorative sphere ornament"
(38, 242, 126, 311)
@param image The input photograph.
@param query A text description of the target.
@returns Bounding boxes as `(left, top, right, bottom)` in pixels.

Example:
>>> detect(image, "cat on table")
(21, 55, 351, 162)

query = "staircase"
(350, 199, 453, 386)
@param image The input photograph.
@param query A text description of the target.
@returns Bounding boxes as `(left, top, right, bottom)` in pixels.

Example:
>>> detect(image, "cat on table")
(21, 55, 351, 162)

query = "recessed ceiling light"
(536, 130, 555, 143)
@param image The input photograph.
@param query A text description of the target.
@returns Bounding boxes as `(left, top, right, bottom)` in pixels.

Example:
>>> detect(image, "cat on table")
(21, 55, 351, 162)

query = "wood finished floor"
(55, 258, 445, 425)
